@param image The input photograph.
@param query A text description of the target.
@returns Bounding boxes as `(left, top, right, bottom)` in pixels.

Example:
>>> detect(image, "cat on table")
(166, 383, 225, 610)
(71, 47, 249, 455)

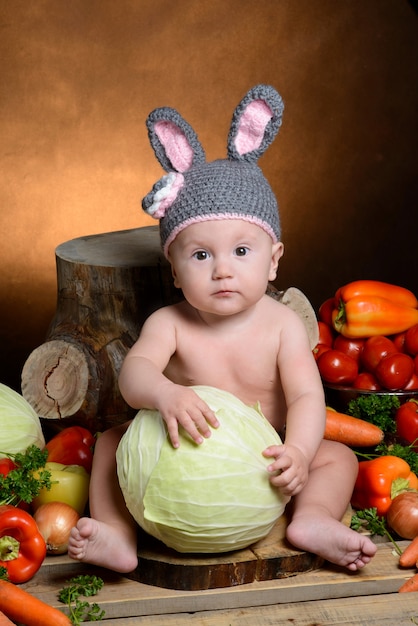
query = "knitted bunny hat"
(142, 84, 284, 256)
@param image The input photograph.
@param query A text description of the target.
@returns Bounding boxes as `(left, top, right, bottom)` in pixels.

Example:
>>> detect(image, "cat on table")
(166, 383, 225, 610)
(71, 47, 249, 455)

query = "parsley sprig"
(350, 507, 401, 555)
(347, 394, 400, 433)
(58, 575, 105, 624)
(0, 445, 53, 506)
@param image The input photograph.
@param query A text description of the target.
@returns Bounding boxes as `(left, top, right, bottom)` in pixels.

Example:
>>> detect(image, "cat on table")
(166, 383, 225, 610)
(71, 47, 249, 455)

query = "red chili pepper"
(396, 400, 418, 451)
(351, 455, 418, 516)
(0, 505, 46, 583)
(335, 280, 418, 309)
(45, 426, 95, 474)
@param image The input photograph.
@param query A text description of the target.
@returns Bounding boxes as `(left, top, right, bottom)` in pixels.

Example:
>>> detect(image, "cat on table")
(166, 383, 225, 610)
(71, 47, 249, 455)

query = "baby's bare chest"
(165, 325, 281, 402)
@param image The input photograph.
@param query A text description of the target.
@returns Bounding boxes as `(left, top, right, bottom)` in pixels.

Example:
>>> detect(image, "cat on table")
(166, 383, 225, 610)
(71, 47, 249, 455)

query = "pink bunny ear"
(154, 121, 195, 173)
(146, 107, 206, 173)
(234, 100, 274, 155)
(227, 84, 284, 163)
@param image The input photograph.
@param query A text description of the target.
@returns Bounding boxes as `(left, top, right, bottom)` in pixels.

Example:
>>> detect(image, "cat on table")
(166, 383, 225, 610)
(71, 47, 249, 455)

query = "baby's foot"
(286, 514, 377, 571)
(68, 517, 138, 573)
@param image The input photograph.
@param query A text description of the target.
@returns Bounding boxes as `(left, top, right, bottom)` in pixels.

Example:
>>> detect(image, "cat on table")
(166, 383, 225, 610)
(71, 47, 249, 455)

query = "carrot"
(399, 535, 418, 568)
(0, 579, 72, 626)
(398, 571, 418, 593)
(324, 408, 384, 447)
(0, 610, 14, 626)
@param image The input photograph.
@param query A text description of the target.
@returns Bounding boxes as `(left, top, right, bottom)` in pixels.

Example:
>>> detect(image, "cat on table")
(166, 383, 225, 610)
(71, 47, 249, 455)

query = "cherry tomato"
(333, 335, 365, 363)
(391, 331, 407, 353)
(313, 343, 331, 361)
(317, 349, 358, 385)
(396, 400, 418, 450)
(361, 335, 397, 373)
(318, 297, 335, 326)
(405, 323, 418, 356)
(352, 371, 381, 391)
(404, 373, 418, 390)
(375, 352, 414, 390)
(0, 458, 17, 477)
(318, 321, 334, 347)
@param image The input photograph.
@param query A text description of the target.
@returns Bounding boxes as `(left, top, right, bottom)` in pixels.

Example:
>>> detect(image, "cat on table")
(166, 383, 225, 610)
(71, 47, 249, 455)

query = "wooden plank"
(78, 592, 418, 625)
(21, 540, 411, 621)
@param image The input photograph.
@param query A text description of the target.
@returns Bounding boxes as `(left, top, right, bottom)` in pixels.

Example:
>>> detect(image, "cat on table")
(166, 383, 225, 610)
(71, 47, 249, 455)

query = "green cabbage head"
(116, 386, 288, 553)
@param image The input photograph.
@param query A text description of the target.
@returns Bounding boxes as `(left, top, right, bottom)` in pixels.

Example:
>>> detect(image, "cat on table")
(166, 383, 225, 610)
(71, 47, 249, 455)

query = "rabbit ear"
(227, 85, 284, 163)
(146, 107, 206, 173)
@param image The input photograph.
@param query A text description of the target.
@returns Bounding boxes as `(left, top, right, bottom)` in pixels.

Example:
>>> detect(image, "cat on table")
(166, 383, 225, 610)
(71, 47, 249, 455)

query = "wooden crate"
(20, 540, 418, 625)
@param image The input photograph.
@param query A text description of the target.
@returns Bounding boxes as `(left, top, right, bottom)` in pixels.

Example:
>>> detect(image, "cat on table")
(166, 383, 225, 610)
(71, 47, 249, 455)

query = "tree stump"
(21, 226, 182, 435)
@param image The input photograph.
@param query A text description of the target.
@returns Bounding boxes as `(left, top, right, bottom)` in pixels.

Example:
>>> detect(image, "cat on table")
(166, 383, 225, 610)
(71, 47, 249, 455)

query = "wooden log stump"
(21, 226, 182, 435)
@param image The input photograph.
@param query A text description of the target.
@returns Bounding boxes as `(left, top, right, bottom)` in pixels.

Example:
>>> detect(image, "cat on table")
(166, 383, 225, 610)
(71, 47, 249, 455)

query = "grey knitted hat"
(142, 85, 284, 256)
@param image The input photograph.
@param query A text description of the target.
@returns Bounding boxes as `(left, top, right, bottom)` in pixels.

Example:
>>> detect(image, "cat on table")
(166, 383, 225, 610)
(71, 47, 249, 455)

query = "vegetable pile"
(315, 280, 418, 391)
(313, 280, 418, 592)
(0, 382, 97, 622)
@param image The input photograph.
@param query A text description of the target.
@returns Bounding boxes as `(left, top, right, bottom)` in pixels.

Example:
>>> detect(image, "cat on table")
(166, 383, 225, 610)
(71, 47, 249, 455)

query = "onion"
(386, 492, 418, 539)
(33, 501, 80, 554)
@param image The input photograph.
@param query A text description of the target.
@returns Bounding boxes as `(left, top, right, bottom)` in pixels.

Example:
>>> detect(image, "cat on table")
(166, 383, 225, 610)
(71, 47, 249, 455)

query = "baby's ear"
(146, 107, 206, 173)
(227, 85, 284, 163)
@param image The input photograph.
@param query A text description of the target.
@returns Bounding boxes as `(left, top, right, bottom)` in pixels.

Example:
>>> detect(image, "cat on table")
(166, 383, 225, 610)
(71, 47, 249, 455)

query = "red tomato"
(361, 335, 397, 373)
(352, 372, 381, 391)
(415, 354, 418, 377)
(0, 458, 17, 477)
(318, 297, 335, 326)
(395, 400, 418, 450)
(318, 321, 334, 347)
(404, 373, 418, 390)
(375, 353, 415, 390)
(391, 331, 407, 353)
(333, 335, 365, 363)
(317, 349, 358, 385)
(405, 324, 418, 356)
(313, 343, 331, 361)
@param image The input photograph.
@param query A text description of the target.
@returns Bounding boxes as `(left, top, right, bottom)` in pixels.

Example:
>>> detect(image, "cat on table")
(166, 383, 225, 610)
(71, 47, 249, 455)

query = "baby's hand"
(156, 384, 220, 448)
(263, 444, 309, 497)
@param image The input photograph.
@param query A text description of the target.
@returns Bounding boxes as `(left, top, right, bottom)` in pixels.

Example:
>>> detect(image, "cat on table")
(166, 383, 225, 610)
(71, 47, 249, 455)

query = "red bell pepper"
(335, 280, 418, 310)
(351, 455, 418, 516)
(45, 426, 95, 473)
(396, 400, 418, 451)
(332, 296, 418, 338)
(0, 505, 46, 583)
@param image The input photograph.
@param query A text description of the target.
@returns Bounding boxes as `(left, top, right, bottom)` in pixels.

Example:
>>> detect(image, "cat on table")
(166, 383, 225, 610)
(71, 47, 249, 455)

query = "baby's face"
(167, 219, 283, 317)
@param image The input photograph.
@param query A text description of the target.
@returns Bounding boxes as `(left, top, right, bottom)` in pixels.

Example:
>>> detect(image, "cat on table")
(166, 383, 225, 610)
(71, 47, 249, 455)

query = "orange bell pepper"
(351, 455, 418, 516)
(332, 296, 418, 338)
(335, 280, 418, 309)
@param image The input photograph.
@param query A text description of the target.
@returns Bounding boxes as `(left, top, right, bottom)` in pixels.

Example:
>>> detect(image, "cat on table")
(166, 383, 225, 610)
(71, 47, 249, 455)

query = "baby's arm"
(263, 308, 326, 496)
(118, 308, 219, 448)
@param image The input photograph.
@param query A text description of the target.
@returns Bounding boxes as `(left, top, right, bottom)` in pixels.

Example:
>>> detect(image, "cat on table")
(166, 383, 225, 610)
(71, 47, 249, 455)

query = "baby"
(68, 85, 376, 573)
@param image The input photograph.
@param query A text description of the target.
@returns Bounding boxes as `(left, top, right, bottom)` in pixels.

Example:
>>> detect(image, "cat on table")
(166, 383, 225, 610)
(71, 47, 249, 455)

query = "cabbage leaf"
(0, 383, 45, 456)
(116, 385, 288, 553)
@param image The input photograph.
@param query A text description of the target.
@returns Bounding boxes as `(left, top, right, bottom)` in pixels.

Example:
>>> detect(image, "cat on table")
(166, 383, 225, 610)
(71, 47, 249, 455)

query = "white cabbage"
(116, 385, 288, 553)
(0, 383, 45, 456)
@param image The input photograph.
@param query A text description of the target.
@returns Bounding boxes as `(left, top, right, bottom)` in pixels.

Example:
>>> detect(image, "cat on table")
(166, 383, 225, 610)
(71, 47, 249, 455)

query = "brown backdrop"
(1, 0, 417, 391)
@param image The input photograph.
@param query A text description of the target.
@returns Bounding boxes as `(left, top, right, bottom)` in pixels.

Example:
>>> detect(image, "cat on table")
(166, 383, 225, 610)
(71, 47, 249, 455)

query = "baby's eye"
(234, 246, 249, 257)
(193, 250, 209, 261)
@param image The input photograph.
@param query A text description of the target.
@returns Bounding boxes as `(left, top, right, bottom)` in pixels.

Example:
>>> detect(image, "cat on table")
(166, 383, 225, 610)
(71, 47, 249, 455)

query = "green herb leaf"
(348, 394, 400, 433)
(58, 574, 105, 625)
(0, 566, 8, 581)
(0, 445, 52, 506)
(350, 507, 401, 555)
(375, 441, 418, 475)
